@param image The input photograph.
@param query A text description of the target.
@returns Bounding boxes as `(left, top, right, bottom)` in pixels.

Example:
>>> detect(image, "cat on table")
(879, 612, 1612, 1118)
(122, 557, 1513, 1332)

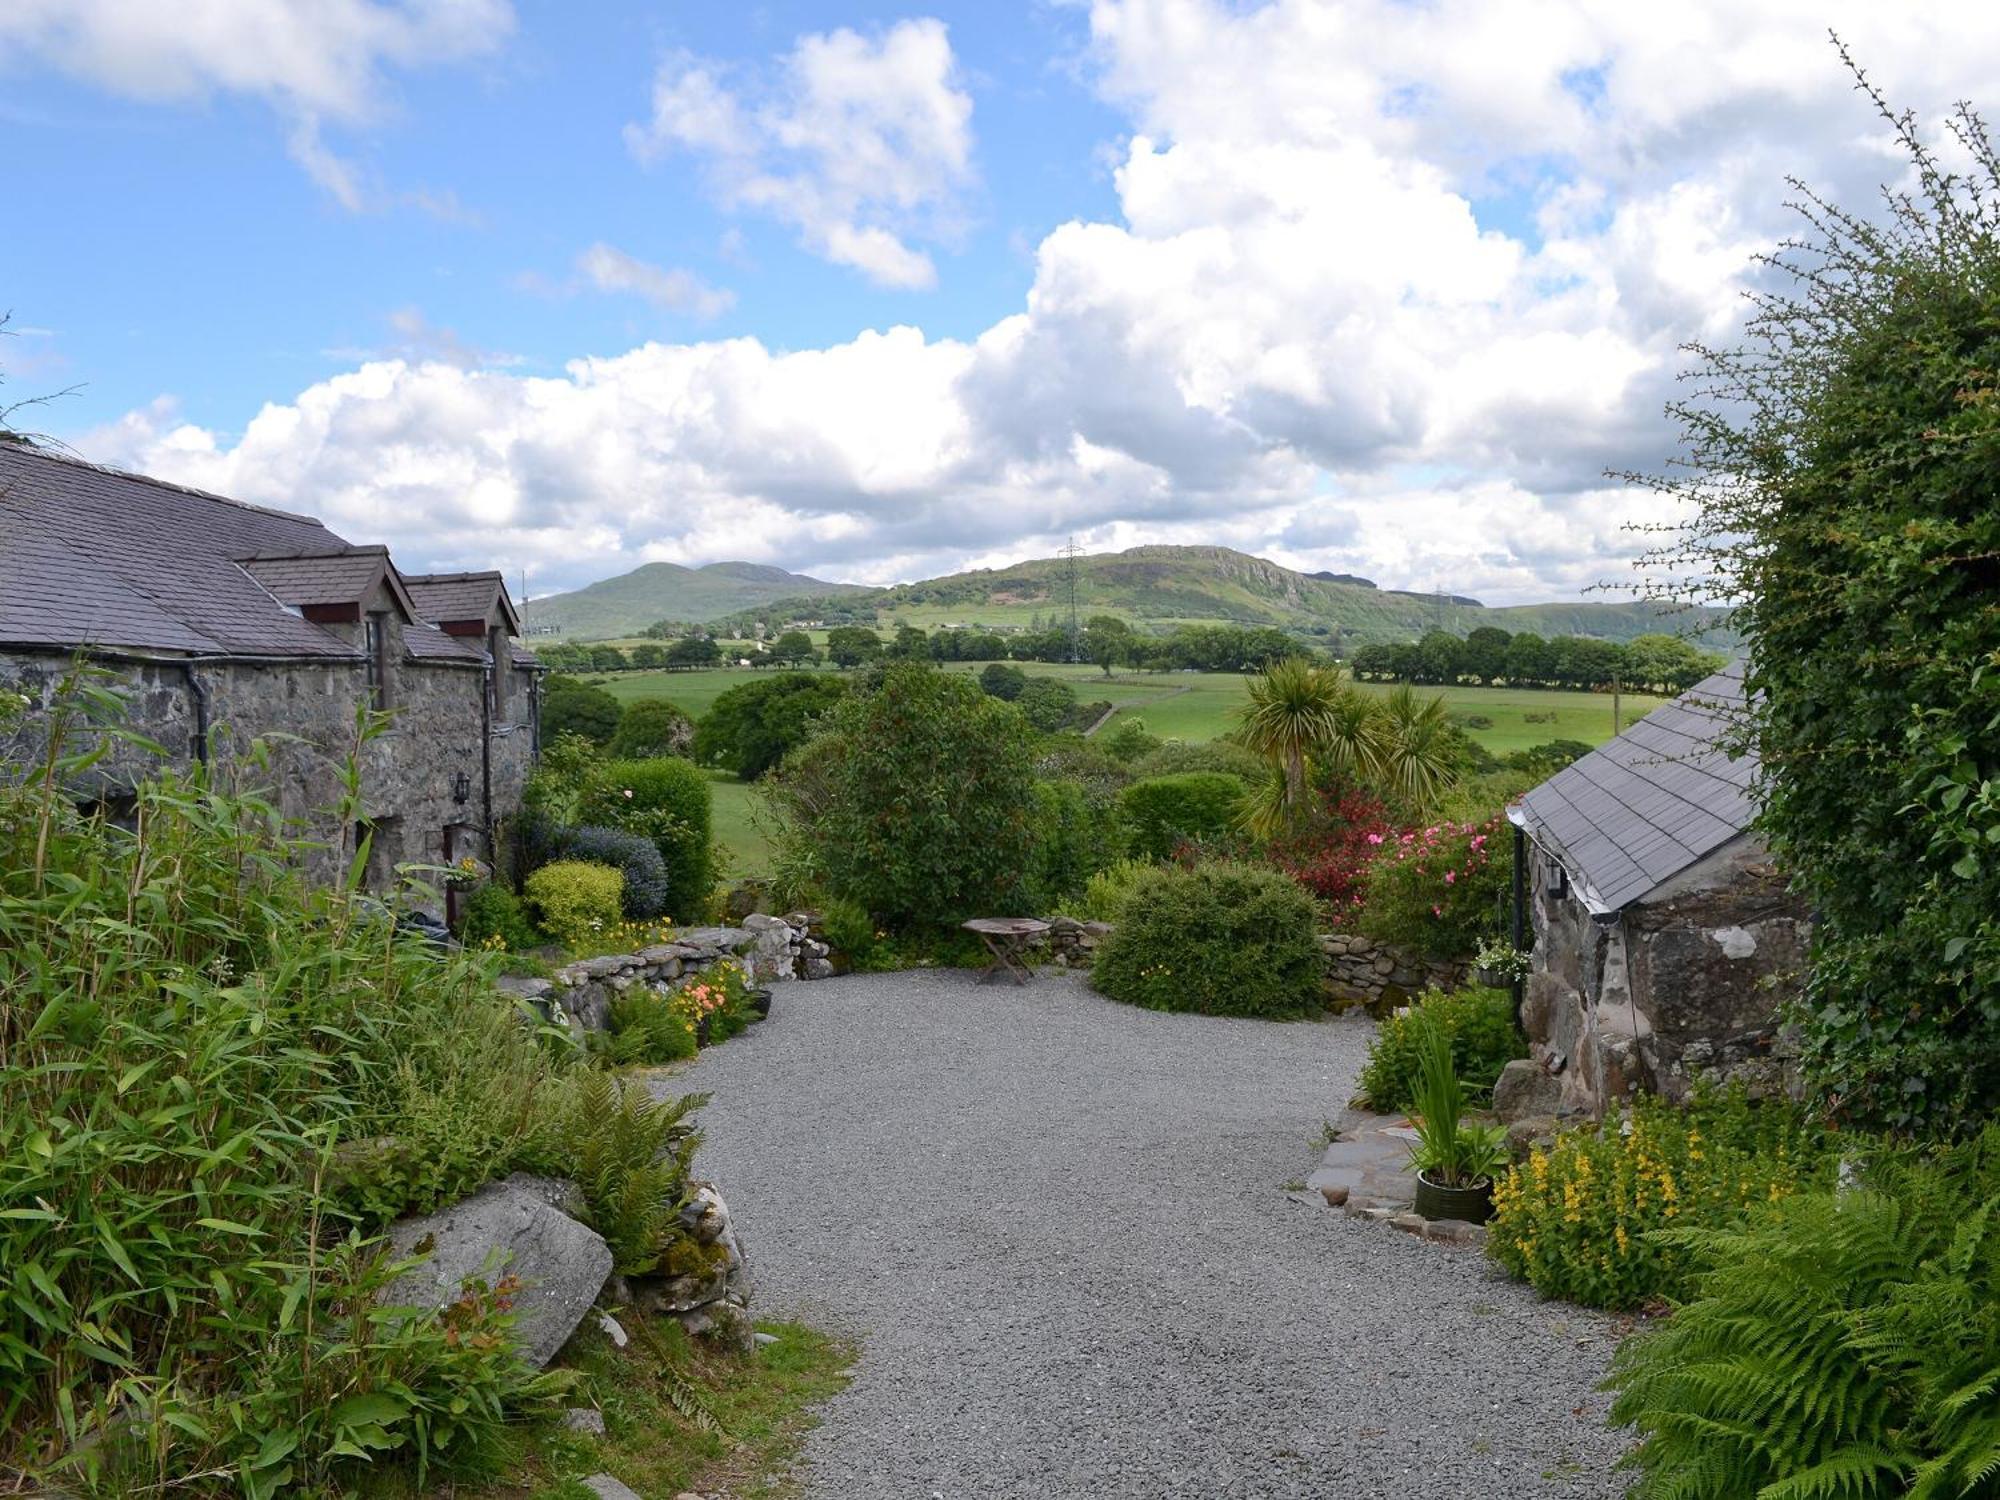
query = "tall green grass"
(0, 676, 578, 1494)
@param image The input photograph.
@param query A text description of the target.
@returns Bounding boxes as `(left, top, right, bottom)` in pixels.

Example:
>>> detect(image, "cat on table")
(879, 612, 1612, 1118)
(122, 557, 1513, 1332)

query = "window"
(365, 612, 391, 710)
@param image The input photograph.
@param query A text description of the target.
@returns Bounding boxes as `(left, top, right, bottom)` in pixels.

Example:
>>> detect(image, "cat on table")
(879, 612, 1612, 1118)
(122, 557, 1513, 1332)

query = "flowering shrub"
(1263, 789, 1389, 912)
(1486, 1089, 1835, 1310)
(1358, 815, 1510, 960)
(674, 958, 758, 1044)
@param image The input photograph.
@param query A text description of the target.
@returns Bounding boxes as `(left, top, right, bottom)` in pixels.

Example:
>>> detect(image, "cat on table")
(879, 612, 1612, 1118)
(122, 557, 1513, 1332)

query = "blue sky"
(3, 3, 1994, 601)
(4, 5, 1125, 434)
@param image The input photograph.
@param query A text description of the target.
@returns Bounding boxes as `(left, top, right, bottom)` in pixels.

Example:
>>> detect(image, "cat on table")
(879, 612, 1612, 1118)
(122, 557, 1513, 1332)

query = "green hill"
(534, 543, 1732, 646)
(521, 561, 869, 637)
(867, 545, 1731, 645)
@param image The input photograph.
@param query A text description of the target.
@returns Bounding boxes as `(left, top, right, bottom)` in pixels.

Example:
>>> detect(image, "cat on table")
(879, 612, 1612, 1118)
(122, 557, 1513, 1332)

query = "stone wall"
(503, 915, 831, 1039)
(0, 642, 538, 896)
(1319, 933, 1470, 1012)
(1521, 832, 1809, 1117)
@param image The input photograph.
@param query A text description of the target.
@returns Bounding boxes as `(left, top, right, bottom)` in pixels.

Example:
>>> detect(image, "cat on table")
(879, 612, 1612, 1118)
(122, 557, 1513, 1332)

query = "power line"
(1059, 536, 1084, 663)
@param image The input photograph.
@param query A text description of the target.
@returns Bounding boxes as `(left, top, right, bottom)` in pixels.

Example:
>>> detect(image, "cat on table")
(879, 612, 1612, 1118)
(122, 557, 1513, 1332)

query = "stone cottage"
(1506, 665, 1809, 1116)
(0, 443, 541, 899)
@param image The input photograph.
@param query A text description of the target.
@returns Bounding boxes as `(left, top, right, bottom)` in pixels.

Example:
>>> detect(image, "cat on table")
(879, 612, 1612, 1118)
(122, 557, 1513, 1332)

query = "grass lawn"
(584, 663, 1661, 874)
(442, 1315, 851, 1500)
(707, 769, 772, 880)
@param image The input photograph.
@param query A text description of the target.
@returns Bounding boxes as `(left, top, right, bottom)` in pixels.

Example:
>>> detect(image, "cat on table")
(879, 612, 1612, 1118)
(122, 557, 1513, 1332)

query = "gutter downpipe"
(480, 658, 495, 849)
(181, 663, 212, 768)
(1510, 822, 1528, 1026)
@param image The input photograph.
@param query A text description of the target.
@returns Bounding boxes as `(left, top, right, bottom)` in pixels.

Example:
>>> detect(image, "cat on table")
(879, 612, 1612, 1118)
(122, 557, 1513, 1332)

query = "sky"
(3, 1, 1998, 603)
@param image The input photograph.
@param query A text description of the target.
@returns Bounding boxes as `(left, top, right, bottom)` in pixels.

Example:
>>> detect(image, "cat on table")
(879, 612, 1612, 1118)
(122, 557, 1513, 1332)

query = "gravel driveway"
(675, 970, 1630, 1500)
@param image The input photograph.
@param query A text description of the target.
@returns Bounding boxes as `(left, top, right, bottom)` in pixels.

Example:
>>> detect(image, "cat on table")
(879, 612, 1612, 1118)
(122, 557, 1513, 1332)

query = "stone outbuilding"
(0, 443, 541, 900)
(1506, 666, 1809, 1117)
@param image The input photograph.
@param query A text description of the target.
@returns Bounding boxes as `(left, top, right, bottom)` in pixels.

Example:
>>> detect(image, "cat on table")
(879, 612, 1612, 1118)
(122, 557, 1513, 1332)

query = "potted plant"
(1473, 935, 1531, 988)
(1406, 1013, 1509, 1223)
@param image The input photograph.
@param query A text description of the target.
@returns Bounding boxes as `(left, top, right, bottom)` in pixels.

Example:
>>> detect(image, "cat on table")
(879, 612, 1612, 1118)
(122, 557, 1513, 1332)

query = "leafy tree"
(589, 644, 628, 672)
(1102, 716, 1162, 763)
(605, 696, 693, 759)
(808, 663, 1039, 926)
(1635, 64, 2000, 1130)
(886, 623, 930, 660)
(1016, 675, 1079, 732)
(824, 625, 882, 668)
(540, 673, 622, 745)
(770, 630, 817, 666)
(693, 672, 849, 780)
(1460, 625, 1512, 684)
(1412, 629, 1462, 684)
(979, 662, 1027, 701)
(1620, 633, 1722, 695)
(1082, 614, 1134, 676)
(628, 642, 667, 670)
(665, 635, 721, 670)
(1503, 631, 1550, 687)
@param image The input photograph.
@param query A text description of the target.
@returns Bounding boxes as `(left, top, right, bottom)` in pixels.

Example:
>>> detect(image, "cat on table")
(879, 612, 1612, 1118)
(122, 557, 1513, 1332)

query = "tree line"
(1347, 628, 1724, 695)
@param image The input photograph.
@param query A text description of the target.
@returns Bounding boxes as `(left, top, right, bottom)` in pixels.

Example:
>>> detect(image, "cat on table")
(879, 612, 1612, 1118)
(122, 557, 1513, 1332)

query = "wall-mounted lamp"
(451, 770, 472, 805)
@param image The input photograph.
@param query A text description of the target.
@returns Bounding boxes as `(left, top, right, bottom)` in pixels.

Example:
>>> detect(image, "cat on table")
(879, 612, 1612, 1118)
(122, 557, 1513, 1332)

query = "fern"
(1610, 1125, 2000, 1500)
(558, 1072, 710, 1275)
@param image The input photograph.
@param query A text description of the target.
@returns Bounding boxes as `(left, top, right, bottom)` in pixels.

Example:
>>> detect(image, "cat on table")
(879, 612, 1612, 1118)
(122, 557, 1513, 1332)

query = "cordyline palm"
(1374, 684, 1457, 813)
(1235, 657, 1377, 836)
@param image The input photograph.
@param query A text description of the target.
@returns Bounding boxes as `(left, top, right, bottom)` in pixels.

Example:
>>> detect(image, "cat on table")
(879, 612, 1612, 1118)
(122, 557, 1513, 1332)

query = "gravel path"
(675, 970, 1630, 1499)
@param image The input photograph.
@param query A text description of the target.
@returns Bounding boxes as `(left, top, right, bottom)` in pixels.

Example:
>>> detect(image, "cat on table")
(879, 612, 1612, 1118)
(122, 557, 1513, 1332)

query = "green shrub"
(1355, 986, 1522, 1111)
(601, 756, 714, 922)
(1117, 772, 1246, 860)
(560, 824, 672, 921)
(607, 696, 694, 759)
(1131, 739, 1269, 782)
(818, 896, 880, 967)
(806, 663, 1039, 927)
(541, 673, 623, 745)
(1016, 675, 1079, 732)
(1606, 1125, 2000, 1496)
(1486, 1089, 1836, 1311)
(1091, 861, 1322, 1018)
(1023, 778, 1122, 912)
(604, 985, 699, 1066)
(1359, 816, 1510, 960)
(524, 860, 625, 947)
(1103, 716, 1163, 763)
(459, 881, 543, 951)
(1071, 858, 1151, 923)
(979, 662, 1026, 700)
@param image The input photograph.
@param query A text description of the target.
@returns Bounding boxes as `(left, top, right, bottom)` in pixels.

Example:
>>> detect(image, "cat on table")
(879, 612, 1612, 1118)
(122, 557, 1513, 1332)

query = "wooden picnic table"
(961, 917, 1051, 986)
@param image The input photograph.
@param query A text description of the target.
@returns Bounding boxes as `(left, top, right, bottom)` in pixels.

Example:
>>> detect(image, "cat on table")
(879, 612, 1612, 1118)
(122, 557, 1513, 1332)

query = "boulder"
(384, 1173, 611, 1368)
(1505, 1115, 1561, 1162)
(1492, 1058, 1564, 1123)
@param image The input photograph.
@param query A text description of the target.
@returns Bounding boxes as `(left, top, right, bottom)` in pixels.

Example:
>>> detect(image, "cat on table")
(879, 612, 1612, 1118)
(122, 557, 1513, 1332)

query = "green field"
(584, 664, 1660, 876)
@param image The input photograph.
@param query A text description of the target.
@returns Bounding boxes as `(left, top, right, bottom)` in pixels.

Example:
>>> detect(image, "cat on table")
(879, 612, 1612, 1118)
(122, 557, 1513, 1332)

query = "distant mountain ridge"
(527, 543, 1733, 647)
(522, 561, 869, 636)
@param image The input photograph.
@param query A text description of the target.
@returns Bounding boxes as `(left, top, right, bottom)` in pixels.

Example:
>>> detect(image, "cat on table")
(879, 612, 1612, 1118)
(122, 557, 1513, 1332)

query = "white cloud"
(625, 18, 974, 288)
(76, 2, 2000, 602)
(576, 244, 736, 320)
(0, 0, 512, 206)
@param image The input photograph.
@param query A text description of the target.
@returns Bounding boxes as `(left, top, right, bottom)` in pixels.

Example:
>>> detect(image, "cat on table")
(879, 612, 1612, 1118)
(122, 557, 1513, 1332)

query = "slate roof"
(239, 548, 415, 620)
(0, 443, 362, 657)
(404, 570, 521, 633)
(1507, 665, 1754, 916)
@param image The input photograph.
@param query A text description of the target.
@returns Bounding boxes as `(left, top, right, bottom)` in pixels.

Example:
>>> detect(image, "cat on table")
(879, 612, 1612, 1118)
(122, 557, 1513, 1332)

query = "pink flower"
(1432, 905, 1444, 917)
(1444, 870, 1456, 883)
(1366, 833, 1384, 845)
